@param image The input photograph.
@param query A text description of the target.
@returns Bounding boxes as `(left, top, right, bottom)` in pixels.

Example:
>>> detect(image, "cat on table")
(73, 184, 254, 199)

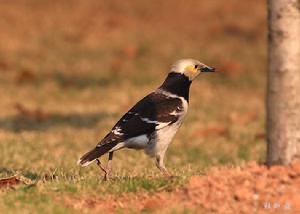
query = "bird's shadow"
(0, 112, 116, 132)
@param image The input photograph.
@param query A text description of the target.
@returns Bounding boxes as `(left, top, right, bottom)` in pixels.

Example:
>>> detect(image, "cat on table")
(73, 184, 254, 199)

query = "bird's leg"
(104, 152, 114, 181)
(155, 154, 171, 177)
(96, 158, 108, 178)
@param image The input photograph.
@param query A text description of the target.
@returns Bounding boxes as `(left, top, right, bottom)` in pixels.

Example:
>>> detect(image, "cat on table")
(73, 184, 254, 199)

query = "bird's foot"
(160, 167, 175, 178)
(96, 159, 113, 181)
(103, 168, 112, 181)
(163, 170, 172, 177)
(163, 171, 178, 180)
(96, 159, 109, 180)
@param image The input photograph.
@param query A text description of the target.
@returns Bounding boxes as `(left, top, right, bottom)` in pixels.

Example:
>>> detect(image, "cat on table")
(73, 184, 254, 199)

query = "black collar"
(159, 72, 191, 102)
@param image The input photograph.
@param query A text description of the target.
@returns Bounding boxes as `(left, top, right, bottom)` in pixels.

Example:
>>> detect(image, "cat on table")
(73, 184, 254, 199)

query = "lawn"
(0, 0, 266, 213)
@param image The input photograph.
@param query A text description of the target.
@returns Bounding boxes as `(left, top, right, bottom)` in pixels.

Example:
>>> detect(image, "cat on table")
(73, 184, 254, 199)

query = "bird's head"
(170, 59, 215, 81)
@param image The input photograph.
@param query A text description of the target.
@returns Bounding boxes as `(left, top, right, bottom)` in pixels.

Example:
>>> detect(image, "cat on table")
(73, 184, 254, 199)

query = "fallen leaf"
(0, 175, 33, 189)
(16, 69, 37, 83)
(0, 61, 9, 71)
(110, 57, 124, 73)
(122, 45, 138, 59)
(194, 123, 228, 137)
(0, 176, 21, 188)
(14, 103, 53, 121)
(229, 111, 257, 125)
(254, 132, 265, 140)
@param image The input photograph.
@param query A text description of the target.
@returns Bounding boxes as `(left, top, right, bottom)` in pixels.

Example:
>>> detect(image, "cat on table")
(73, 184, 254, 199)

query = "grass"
(0, 0, 266, 213)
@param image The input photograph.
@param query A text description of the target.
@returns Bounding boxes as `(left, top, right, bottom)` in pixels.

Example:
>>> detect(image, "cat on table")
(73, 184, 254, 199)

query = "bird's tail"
(77, 143, 117, 167)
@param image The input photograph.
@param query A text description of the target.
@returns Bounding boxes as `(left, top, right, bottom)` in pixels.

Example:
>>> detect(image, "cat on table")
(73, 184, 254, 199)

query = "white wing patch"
(140, 117, 171, 129)
(140, 117, 157, 124)
(112, 126, 123, 136)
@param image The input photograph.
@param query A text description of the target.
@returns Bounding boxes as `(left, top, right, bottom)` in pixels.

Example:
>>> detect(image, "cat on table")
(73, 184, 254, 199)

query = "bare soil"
(64, 162, 300, 214)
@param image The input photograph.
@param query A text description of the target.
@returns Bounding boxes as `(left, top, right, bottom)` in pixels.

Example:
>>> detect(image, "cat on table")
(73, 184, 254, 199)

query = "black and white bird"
(77, 59, 215, 179)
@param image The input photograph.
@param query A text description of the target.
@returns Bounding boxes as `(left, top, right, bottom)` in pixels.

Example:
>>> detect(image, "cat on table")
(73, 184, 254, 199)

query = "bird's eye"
(194, 65, 199, 69)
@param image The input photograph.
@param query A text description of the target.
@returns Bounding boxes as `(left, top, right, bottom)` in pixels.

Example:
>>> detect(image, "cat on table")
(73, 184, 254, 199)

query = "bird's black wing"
(101, 91, 184, 145)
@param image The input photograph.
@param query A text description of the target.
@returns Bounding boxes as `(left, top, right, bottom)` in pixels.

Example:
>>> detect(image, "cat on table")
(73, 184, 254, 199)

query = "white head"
(170, 59, 215, 81)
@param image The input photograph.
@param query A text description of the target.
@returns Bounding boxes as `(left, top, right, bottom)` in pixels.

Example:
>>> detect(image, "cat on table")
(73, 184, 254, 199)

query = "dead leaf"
(194, 123, 228, 137)
(110, 57, 124, 73)
(0, 176, 21, 188)
(122, 45, 138, 59)
(14, 103, 53, 121)
(0, 61, 9, 71)
(254, 132, 265, 140)
(229, 111, 257, 125)
(16, 69, 37, 83)
(0, 175, 33, 189)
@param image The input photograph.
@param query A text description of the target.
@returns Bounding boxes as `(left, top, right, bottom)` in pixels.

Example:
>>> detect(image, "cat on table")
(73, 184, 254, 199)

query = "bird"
(77, 59, 215, 179)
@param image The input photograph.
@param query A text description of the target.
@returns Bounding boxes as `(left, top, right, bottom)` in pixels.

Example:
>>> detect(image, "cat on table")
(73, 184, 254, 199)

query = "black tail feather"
(78, 142, 117, 166)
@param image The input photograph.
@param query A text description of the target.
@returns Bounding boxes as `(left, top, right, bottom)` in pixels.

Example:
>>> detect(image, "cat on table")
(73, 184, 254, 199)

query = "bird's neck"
(159, 72, 191, 102)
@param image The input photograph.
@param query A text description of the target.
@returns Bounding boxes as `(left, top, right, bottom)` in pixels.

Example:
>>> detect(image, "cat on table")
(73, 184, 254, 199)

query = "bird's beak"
(200, 66, 215, 72)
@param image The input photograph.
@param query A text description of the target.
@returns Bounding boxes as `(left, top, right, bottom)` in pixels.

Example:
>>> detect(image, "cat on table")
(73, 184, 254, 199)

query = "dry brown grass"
(0, 0, 267, 213)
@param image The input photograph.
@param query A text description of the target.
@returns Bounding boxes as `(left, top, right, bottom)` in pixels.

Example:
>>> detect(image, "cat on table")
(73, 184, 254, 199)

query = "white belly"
(144, 122, 181, 157)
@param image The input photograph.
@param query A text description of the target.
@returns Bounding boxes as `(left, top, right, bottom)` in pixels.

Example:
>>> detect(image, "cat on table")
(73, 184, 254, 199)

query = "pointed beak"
(200, 66, 215, 72)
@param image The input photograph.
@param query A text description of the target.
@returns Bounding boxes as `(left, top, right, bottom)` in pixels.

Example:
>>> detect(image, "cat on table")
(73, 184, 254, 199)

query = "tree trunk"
(267, 0, 300, 165)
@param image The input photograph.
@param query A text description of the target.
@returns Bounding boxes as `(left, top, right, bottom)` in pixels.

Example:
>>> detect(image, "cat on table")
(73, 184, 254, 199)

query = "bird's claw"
(163, 170, 173, 178)
(96, 158, 111, 181)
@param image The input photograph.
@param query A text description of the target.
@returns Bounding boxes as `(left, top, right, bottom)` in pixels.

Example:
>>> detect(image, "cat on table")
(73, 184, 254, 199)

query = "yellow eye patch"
(184, 65, 199, 80)
(185, 65, 197, 73)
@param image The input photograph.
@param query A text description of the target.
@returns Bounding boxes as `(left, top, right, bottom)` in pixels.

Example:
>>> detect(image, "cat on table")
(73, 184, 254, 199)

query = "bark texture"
(267, 0, 300, 165)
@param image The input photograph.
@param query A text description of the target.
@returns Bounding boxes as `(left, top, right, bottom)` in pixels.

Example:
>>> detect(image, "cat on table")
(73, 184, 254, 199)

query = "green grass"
(2, 187, 79, 214)
(0, 0, 267, 212)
